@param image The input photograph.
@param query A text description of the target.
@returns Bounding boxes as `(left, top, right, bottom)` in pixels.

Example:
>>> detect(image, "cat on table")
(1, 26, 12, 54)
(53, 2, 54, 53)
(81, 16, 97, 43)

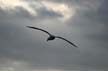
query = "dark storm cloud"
(65, 0, 108, 68)
(76, 0, 108, 25)
(84, 0, 108, 42)
(0, 0, 108, 70)
(66, 0, 108, 41)
(85, 34, 108, 42)
(95, 0, 108, 24)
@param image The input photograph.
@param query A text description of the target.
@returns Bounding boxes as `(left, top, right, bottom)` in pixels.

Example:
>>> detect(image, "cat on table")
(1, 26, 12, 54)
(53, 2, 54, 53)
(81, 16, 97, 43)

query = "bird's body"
(27, 26, 78, 48)
(47, 35, 55, 41)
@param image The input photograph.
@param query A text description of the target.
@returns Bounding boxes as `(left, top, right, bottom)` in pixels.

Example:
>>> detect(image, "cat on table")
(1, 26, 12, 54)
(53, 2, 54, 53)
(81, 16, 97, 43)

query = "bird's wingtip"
(74, 45, 78, 48)
(26, 26, 30, 28)
(26, 26, 33, 28)
(75, 46, 78, 48)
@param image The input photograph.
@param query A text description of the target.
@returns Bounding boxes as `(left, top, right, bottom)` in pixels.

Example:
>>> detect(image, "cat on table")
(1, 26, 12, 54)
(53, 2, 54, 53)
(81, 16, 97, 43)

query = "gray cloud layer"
(0, 0, 108, 70)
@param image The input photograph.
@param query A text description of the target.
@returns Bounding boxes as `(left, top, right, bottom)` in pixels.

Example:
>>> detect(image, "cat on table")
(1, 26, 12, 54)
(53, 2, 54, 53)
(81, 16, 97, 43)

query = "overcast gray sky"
(0, 0, 108, 71)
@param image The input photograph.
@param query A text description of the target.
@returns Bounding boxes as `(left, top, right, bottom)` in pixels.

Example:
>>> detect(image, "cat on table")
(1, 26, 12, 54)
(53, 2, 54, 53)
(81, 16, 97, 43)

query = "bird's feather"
(56, 36, 78, 48)
(27, 26, 78, 48)
(26, 26, 51, 35)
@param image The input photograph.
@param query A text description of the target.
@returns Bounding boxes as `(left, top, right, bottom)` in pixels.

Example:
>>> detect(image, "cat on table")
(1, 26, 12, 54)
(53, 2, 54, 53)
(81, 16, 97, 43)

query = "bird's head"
(47, 35, 55, 41)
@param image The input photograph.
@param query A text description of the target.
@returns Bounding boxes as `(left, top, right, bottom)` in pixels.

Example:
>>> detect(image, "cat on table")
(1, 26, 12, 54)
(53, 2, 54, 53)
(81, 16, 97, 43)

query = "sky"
(0, 0, 108, 71)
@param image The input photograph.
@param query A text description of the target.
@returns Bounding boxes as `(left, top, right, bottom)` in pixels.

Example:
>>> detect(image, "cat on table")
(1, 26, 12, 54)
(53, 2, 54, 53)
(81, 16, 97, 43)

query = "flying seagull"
(26, 26, 78, 48)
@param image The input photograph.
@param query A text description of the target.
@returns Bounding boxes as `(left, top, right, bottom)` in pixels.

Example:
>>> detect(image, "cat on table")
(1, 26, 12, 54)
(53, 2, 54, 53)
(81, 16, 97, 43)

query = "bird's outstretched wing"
(56, 36, 78, 48)
(26, 26, 51, 35)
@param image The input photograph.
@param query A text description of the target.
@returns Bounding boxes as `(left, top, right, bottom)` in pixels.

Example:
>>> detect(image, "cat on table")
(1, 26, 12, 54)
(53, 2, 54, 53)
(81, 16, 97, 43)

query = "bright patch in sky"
(0, 0, 76, 21)
(41, 1, 75, 20)
(0, 0, 37, 15)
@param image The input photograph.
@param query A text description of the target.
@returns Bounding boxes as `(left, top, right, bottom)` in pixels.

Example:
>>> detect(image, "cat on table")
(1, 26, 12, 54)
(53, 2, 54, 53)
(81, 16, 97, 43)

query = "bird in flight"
(26, 26, 78, 48)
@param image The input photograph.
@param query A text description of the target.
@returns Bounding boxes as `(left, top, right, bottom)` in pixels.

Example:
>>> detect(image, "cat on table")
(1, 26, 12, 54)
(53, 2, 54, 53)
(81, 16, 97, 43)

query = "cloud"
(0, 0, 108, 71)
(41, 1, 76, 20)
(0, 0, 37, 15)
(0, 0, 76, 21)
(0, 60, 64, 71)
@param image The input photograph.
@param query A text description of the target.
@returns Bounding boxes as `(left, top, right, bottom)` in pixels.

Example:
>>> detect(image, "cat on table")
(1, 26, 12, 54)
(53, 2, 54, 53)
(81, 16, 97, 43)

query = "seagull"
(26, 26, 78, 48)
